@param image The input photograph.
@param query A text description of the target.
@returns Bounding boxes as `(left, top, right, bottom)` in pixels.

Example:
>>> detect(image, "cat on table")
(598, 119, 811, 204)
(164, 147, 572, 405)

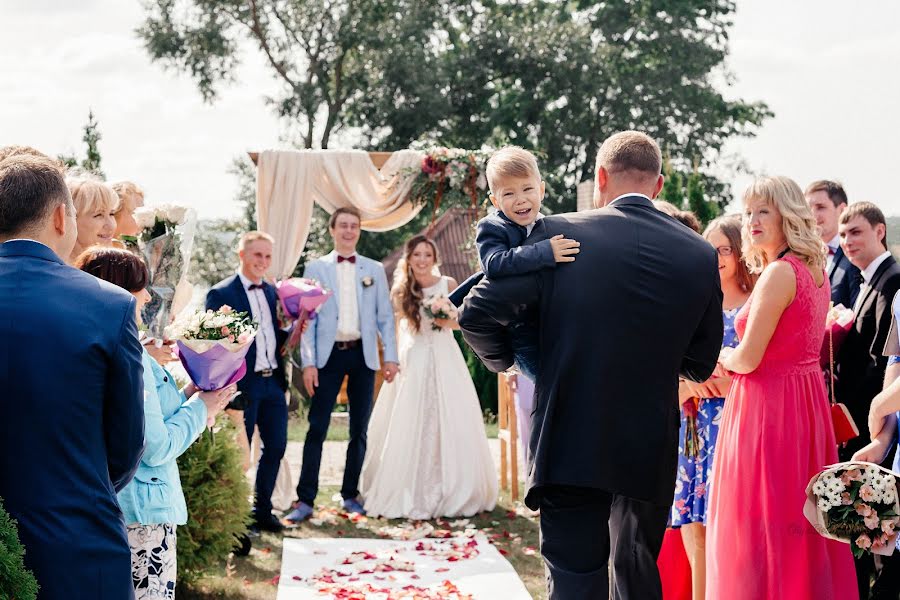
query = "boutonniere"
(361, 276, 374, 288)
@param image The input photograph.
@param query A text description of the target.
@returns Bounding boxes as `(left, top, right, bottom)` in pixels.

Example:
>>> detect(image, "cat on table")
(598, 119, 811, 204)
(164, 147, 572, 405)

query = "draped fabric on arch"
(256, 149, 426, 278)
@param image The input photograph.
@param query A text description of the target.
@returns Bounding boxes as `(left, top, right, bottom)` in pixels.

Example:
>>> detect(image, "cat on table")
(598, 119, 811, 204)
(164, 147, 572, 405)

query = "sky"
(1, 0, 899, 219)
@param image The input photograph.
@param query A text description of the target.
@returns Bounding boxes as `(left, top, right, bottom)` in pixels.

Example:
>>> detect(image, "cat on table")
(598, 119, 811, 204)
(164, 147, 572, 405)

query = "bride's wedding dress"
(360, 276, 498, 519)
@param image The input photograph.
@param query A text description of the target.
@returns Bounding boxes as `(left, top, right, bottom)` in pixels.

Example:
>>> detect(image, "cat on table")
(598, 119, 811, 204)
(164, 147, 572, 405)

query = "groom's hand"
(383, 362, 400, 383)
(303, 367, 319, 397)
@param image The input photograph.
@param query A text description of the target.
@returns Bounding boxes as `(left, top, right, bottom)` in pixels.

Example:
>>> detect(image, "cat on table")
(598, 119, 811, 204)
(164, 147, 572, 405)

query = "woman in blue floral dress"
(669, 215, 754, 600)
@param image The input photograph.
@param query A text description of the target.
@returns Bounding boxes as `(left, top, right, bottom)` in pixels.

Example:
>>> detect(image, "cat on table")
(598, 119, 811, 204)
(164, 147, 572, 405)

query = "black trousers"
(539, 485, 669, 600)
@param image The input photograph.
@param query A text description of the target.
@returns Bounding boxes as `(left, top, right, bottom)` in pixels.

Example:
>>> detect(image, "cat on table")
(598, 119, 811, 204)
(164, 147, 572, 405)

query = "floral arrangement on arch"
(406, 147, 492, 217)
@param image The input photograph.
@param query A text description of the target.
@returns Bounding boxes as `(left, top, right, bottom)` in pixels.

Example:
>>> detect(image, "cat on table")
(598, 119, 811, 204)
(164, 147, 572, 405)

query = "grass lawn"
(179, 485, 542, 600)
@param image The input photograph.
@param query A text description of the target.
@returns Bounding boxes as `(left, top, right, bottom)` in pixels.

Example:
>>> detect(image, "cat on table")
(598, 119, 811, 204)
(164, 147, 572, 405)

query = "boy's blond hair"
(238, 230, 275, 252)
(486, 146, 541, 192)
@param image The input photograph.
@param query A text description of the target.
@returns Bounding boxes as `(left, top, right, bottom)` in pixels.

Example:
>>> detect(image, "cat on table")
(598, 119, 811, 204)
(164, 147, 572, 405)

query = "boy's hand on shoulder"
(550, 234, 580, 263)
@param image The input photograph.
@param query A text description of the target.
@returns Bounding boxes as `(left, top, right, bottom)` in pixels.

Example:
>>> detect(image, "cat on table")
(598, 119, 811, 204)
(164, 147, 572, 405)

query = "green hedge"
(455, 331, 497, 415)
(176, 419, 252, 585)
(0, 498, 38, 600)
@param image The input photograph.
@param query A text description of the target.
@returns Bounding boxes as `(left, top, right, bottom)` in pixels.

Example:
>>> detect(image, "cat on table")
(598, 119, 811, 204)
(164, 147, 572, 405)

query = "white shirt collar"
(525, 213, 544, 237)
(609, 192, 652, 206)
(860, 250, 892, 285)
(827, 234, 841, 252)
(236, 270, 264, 289)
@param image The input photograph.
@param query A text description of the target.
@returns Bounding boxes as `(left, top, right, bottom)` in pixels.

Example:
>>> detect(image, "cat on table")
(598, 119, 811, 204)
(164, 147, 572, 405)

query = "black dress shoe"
(254, 511, 284, 532)
(233, 532, 252, 556)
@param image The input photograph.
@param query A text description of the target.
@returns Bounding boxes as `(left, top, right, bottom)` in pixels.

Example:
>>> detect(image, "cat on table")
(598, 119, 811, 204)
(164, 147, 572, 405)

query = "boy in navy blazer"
(449, 146, 579, 378)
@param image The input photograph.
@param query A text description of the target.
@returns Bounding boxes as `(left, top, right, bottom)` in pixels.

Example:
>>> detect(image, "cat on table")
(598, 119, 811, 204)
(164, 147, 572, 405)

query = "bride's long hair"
(392, 235, 441, 333)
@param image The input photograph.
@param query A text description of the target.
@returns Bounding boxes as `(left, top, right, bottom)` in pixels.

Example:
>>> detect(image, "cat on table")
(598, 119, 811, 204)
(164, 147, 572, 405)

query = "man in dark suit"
(807, 180, 862, 308)
(834, 202, 900, 598)
(206, 231, 288, 532)
(459, 131, 723, 600)
(0, 151, 145, 599)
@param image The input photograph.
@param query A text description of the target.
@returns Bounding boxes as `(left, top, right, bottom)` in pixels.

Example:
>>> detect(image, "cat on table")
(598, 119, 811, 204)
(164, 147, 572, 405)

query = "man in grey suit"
(460, 131, 723, 600)
(0, 151, 145, 599)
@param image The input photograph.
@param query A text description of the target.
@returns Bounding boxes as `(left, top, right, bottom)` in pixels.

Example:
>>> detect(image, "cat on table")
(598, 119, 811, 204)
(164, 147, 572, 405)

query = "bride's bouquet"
(134, 203, 196, 339)
(275, 278, 332, 356)
(804, 461, 900, 557)
(423, 294, 457, 331)
(166, 306, 257, 413)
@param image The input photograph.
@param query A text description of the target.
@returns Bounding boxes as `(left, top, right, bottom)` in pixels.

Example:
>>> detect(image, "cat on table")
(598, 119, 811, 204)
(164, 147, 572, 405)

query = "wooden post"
(497, 372, 519, 501)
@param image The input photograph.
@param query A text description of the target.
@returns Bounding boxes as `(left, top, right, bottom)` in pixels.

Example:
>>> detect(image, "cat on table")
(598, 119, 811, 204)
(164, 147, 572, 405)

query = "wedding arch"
(248, 148, 489, 278)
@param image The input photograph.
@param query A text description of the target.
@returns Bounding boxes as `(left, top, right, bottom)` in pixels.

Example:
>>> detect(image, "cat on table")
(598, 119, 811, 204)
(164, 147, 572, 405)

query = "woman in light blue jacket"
(76, 247, 234, 599)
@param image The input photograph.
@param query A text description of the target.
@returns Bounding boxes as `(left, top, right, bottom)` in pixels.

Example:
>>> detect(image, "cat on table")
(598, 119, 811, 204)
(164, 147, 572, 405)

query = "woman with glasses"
(669, 214, 753, 600)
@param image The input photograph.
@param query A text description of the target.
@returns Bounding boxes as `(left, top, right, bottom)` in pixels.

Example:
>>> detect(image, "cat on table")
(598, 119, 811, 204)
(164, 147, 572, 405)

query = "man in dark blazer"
(206, 231, 288, 532)
(834, 202, 900, 599)
(459, 131, 723, 600)
(807, 180, 861, 308)
(0, 151, 145, 599)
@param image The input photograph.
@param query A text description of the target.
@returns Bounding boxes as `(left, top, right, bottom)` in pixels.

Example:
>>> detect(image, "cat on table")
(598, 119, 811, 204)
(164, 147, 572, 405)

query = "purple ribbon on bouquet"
(176, 341, 250, 391)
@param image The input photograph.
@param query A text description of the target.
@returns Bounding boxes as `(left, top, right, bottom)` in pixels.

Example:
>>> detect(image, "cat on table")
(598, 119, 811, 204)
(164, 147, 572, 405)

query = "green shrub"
(176, 419, 252, 585)
(0, 498, 39, 600)
(455, 331, 498, 414)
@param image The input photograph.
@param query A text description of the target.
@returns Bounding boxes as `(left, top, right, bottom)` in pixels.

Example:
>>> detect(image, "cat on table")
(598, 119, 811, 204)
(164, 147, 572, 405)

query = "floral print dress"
(669, 306, 740, 527)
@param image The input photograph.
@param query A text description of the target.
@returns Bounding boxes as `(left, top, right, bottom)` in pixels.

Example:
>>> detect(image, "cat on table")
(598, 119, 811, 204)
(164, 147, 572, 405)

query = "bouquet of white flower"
(422, 294, 457, 331)
(134, 203, 196, 338)
(804, 461, 900, 557)
(166, 305, 257, 392)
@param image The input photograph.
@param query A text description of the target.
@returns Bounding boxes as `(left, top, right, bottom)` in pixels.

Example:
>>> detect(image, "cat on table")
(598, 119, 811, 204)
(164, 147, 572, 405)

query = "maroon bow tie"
(338, 255, 356, 264)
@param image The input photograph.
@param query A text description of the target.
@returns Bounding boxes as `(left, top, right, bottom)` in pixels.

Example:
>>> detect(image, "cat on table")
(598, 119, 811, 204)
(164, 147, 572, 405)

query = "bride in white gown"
(360, 235, 498, 519)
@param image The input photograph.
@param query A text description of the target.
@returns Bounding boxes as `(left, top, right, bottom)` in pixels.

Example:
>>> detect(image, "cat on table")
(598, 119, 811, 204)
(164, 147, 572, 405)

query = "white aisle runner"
(277, 535, 532, 599)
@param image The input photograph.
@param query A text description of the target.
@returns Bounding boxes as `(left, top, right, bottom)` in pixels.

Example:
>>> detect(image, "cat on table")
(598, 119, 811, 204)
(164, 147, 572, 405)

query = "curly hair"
(741, 176, 826, 275)
(391, 235, 440, 333)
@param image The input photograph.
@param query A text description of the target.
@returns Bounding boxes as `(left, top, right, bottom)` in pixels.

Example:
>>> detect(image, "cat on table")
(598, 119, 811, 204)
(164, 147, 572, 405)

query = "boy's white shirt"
(525, 213, 543, 237)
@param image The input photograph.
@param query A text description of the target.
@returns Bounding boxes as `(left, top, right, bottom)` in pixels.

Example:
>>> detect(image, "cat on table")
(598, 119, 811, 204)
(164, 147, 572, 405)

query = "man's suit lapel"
(855, 257, 895, 319)
(830, 247, 845, 279)
(229, 276, 252, 314)
(322, 251, 339, 307)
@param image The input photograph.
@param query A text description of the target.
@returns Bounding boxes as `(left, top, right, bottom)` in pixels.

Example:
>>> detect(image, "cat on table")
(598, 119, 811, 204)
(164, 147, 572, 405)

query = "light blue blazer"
(300, 251, 398, 371)
(117, 349, 208, 526)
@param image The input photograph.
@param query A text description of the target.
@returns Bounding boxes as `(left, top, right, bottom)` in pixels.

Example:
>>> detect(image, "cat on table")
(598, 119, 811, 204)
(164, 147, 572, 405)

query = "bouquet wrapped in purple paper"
(276, 278, 332, 355)
(166, 305, 257, 392)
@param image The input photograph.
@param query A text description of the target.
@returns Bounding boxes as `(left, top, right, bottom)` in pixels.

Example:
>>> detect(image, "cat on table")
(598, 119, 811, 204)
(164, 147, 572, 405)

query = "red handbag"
(827, 327, 859, 444)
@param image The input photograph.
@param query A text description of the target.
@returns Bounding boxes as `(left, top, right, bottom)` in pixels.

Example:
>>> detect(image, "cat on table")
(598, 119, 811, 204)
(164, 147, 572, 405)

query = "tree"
(59, 110, 104, 178)
(0, 498, 39, 600)
(138, 0, 771, 213)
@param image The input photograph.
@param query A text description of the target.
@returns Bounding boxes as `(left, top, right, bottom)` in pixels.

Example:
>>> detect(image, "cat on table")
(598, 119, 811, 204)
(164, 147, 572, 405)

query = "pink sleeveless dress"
(706, 256, 857, 599)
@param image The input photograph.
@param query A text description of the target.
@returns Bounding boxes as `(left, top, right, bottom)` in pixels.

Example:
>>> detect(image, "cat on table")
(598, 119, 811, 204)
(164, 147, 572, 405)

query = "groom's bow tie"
(248, 283, 265, 290)
(338, 255, 356, 264)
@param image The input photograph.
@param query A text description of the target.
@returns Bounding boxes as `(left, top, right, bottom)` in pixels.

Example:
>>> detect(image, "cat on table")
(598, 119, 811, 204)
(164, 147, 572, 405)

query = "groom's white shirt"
(335, 254, 361, 341)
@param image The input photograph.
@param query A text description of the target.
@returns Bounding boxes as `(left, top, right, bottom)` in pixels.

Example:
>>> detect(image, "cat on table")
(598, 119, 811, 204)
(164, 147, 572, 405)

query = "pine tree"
(660, 157, 685, 208)
(0, 498, 39, 600)
(687, 165, 719, 227)
(176, 419, 252, 586)
(58, 110, 105, 179)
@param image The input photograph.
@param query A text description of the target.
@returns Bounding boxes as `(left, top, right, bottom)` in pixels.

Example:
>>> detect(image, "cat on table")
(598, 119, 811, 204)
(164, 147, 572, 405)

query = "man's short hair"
(595, 131, 662, 181)
(486, 146, 542, 192)
(840, 201, 888, 249)
(0, 155, 70, 237)
(328, 206, 362, 229)
(0, 145, 48, 163)
(237, 230, 275, 252)
(805, 180, 848, 208)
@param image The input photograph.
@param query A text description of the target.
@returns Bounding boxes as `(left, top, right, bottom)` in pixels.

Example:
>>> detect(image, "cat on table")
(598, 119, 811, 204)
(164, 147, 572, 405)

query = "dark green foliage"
(0, 498, 39, 600)
(455, 331, 498, 415)
(176, 420, 252, 584)
(58, 109, 105, 178)
(138, 0, 771, 214)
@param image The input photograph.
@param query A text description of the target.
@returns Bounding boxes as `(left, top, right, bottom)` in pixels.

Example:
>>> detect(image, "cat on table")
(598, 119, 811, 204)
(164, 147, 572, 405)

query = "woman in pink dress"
(706, 176, 857, 599)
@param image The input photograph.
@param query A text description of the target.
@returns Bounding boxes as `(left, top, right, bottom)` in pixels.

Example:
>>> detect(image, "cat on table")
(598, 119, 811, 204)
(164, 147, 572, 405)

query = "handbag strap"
(829, 326, 836, 406)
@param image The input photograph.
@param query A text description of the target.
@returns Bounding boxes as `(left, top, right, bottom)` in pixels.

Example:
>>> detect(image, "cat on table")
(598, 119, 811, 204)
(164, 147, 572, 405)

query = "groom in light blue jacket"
(286, 206, 399, 521)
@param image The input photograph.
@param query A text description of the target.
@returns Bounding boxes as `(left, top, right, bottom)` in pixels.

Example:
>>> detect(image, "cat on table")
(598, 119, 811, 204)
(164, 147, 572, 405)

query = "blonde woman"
(359, 235, 497, 519)
(111, 180, 145, 239)
(705, 177, 857, 599)
(66, 174, 119, 263)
